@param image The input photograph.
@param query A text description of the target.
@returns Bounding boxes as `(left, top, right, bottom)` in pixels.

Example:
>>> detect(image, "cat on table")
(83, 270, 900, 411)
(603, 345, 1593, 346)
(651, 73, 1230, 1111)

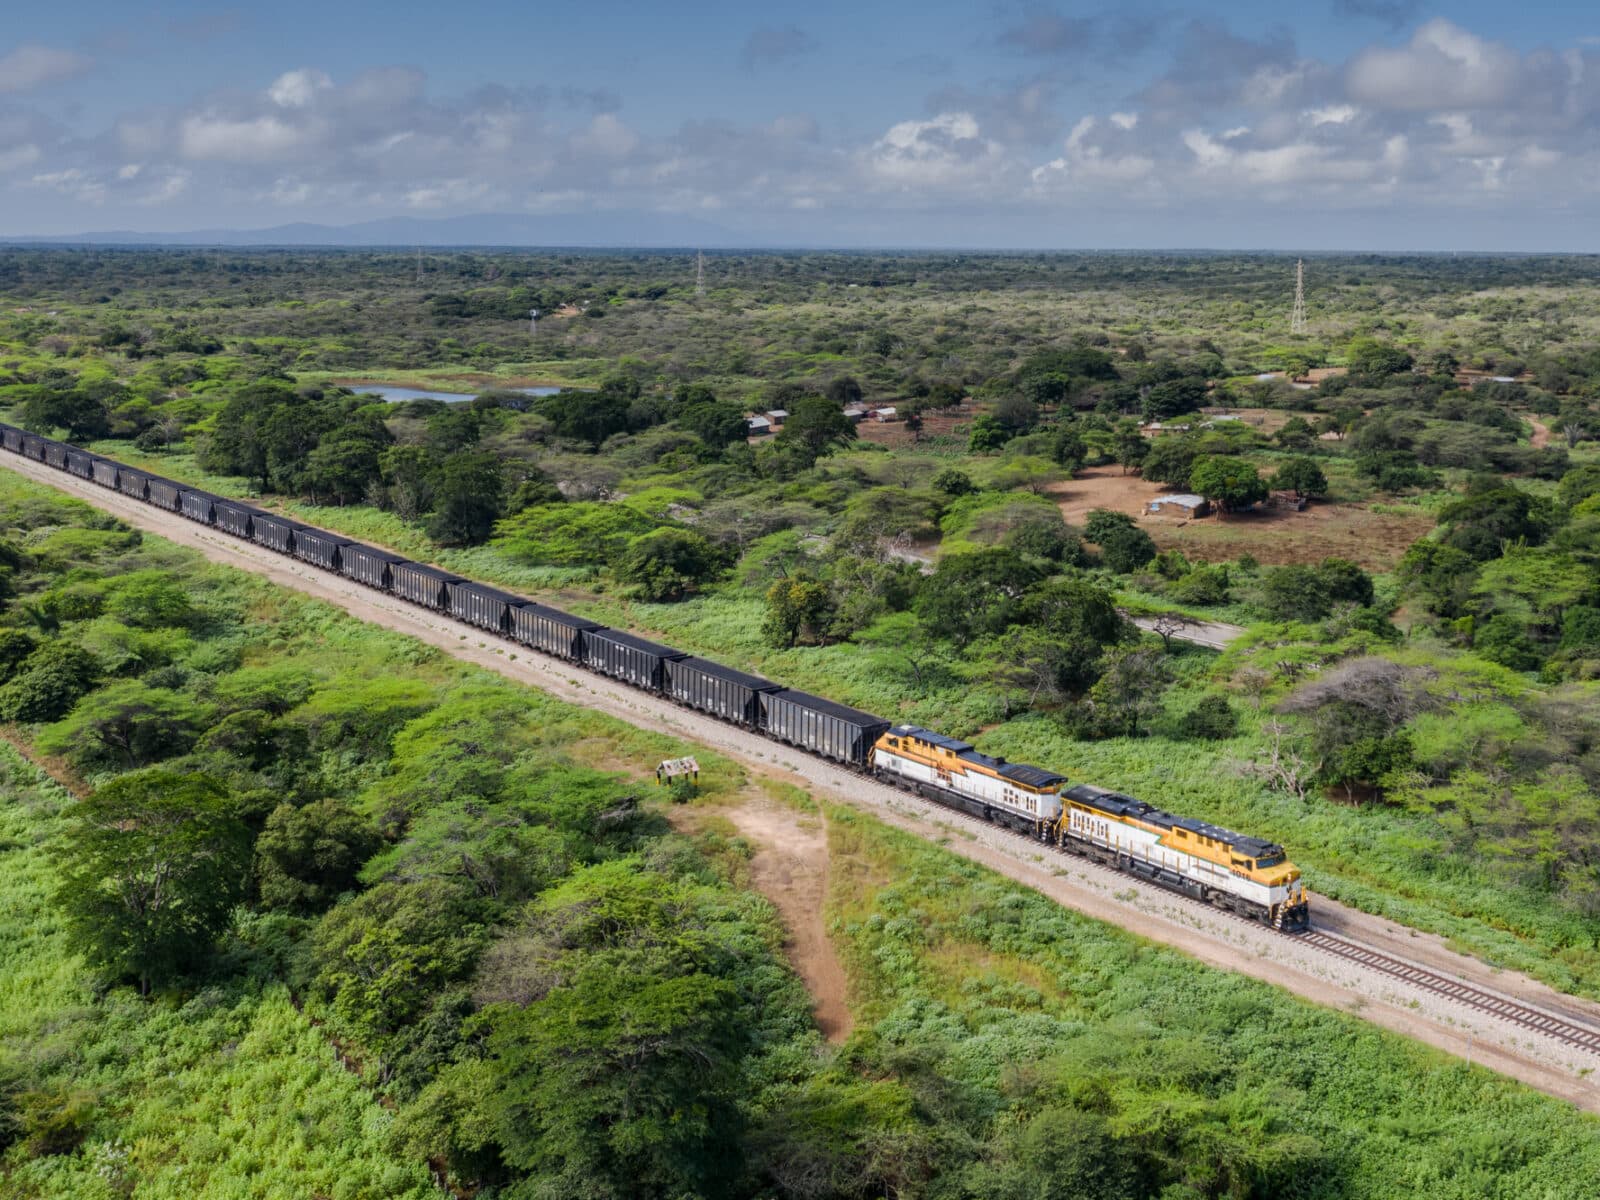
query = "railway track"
(1295, 931, 1600, 1056)
(11, 449, 1600, 1094)
(883, 777, 1600, 1059)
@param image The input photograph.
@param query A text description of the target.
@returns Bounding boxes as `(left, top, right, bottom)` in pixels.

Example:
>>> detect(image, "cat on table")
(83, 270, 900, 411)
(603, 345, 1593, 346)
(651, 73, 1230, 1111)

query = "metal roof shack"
(746, 415, 772, 436)
(870, 407, 898, 421)
(764, 409, 788, 424)
(842, 405, 868, 424)
(1146, 493, 1210, 517)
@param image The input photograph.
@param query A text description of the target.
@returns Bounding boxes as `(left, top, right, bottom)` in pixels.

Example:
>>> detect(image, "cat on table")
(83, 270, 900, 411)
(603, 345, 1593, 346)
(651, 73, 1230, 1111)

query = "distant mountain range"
(0, 211, 760, 248)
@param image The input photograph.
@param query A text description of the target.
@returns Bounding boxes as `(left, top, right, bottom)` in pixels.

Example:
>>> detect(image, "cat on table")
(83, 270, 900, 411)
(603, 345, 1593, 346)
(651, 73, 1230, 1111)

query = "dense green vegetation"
(8, 247, 1600, 1003)
(6, 473, 1600, 1198)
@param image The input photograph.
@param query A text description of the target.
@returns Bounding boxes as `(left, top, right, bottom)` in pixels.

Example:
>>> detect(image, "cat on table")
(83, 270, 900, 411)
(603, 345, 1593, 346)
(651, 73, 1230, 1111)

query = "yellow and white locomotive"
(872, 725, 1309, 930)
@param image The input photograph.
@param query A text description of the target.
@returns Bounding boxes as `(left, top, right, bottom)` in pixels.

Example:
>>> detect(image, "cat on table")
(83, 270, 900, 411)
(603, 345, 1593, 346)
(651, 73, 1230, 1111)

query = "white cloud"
(1346, 19, 1522, 110)
(0, 45, 90, 94)
(570, 114, 638, 159)
(28, 168, 105, 204)
(865, 112, 1003, 187)
(180, 115, 310, 162)
(1109, 111, 1138, 130)
(1306, 104, 1358, 125)
(268, 68, 333, 108)
(0, 143, 41, 172)
(404, 178, 491, 209)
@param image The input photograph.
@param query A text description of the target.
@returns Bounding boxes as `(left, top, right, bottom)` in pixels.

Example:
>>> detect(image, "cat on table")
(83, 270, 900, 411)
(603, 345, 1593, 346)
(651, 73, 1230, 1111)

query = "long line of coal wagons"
(0, 425, 890, 767)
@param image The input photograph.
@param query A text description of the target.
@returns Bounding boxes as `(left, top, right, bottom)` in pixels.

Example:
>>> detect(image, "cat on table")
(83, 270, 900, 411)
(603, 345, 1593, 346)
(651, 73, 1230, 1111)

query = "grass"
(822, 804, 1600, 1200)
(0, 744, 436, 1199)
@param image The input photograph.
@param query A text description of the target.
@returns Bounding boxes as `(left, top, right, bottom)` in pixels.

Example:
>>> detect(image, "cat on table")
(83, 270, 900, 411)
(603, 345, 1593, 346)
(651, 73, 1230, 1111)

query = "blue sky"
(2, 2, 1598, 247)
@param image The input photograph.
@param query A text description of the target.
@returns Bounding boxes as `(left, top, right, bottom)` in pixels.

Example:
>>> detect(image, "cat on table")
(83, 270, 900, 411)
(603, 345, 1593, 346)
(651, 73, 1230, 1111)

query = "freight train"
(0, 425, 1310, 931)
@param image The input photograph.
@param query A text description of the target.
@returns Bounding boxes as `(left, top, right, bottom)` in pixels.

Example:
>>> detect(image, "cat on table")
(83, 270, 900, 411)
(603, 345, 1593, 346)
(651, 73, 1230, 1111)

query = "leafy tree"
(379, 444, 440, 519)
(967, 412, 1012, 453)
(1111, 424, 1147, 474)
(1259, 564, 1330, 622)
(300, 421, 390, 505)
(255, 799, 380, 914)
(0, 628, 38, 681)
(1438, 487, 1554, 560)
(1179, 694, 1239, 740)
(495, 502, 656, 565)
(1052, 422, 1088, 471)
(1474, 613, 1541, 671)
(825, 375, 864, 407)
(1098, 524, 1157, 574)
(762, 576, 834, 647)
(915, 550, 1044, 645)
(1141, 437, 1199, 487)
(21, 385, 111, 441)
(932, 467, 976, 496)
(1188, 455, 1267, 512)
(1318, 558, 1375, 607)
(1142, 377, 1208, 421)
(1085, 645, 1174, 737)
(777, 395, 855, 465)
(0, 641, 99, 722)
(1271, 456, 1328, 498)
(37, 680, 199, 772)
(1347, 337, 1414, 379)
(678, 400, 749, 450)
(54, 771, 250, 993)
(427, 450, 505, 546)
(1275, 416, 1316, 451)
(535, 378, 639, 446)
(482, 865, 751, 1200)
(617, 528, 727, 601)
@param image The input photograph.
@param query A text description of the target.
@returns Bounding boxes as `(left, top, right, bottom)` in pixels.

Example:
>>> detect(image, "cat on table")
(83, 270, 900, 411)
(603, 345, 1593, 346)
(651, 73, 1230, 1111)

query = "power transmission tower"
(1290, 258, 1307, 335)
(695, 250, 705, 299)
(415, 246, 423, 285)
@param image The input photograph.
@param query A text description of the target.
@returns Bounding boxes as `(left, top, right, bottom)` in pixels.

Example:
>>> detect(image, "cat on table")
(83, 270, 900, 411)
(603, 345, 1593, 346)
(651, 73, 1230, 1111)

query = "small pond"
(346, 384, 565, 403)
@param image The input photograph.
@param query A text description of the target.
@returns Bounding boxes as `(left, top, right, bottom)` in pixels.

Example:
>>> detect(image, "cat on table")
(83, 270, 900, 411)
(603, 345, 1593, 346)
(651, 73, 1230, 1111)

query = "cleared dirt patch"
(1046, 465, 1166, 524)
(1145, 503, 1434, 570)
(1046, 467, 1432, 569)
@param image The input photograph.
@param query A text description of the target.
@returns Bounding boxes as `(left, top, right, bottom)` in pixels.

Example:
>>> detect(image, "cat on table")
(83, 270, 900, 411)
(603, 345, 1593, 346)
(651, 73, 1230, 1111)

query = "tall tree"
(54, 771, 251, 993)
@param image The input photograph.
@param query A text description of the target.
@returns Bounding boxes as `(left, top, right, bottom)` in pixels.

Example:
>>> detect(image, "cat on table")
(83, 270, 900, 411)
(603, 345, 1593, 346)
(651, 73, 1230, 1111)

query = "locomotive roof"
(889, 725, 1066, 790)
(1064, 783, 1279, 856)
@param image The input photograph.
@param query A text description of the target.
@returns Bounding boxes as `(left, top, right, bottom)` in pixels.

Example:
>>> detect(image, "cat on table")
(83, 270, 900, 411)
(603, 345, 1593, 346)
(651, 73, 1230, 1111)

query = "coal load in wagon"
(147, 478, 182, 511)
(213, 500, 254, 538)
(760, 689, 890, 766)
(340, 543, 406, 590)
(582, 628, 686, 690)
(509, 603, 599, 660)
(390, 561, 461, 610)
(664, 656, 778, 726)
(293, 527, 351, 571)
(445, 580, 518, 634)
(251, 512, 296, 553)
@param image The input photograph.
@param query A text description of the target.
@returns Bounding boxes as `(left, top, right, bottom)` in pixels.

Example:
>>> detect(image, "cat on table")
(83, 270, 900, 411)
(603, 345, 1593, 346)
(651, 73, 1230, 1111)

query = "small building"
(1147, 493, 1211, 518)
(746, 415, 772, 437)
(1268, 490, 1308, 511)
(764, 409, 789, 425)
(842, 405, 868, 424)
(870, 406, 899, 422)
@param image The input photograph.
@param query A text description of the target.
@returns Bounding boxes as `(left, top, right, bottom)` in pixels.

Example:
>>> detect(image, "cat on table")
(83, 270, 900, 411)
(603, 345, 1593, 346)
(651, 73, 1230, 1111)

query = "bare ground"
(1045, 467, 1432, 570)
(723, 800, 852, 1042)
(12, 454, 1600, 1110)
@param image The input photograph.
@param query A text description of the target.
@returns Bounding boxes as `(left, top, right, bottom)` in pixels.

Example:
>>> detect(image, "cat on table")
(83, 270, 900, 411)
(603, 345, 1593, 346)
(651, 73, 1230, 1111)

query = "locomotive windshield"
(1255, 850, 1285, 868)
